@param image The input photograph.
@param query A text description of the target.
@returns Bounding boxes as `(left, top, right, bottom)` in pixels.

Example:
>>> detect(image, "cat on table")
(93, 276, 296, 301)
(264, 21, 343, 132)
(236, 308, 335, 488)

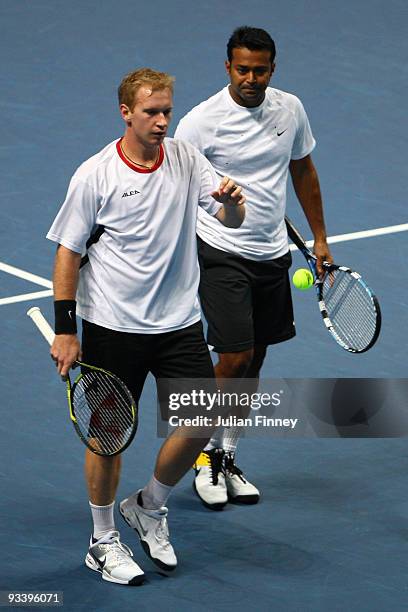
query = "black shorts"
(197, 237, 296, 353)
(81, 319, 215, 414)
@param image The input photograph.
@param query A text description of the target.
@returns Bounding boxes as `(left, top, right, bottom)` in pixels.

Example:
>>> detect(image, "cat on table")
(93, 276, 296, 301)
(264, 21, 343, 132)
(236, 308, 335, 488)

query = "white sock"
(221, 426, 242, 454)
(140, 475, 173, 510)
(204, 426, 223, 451)
(204, 440, 217, 451)
(89, 500, 115, 540)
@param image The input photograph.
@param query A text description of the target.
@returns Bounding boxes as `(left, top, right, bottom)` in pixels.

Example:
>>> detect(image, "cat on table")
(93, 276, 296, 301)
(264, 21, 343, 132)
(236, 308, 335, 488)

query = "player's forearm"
(53, 245, 82, 300)
(51, 245, 82, 374)
(216, 202, 245, 228)
(290, 158, 328, 242)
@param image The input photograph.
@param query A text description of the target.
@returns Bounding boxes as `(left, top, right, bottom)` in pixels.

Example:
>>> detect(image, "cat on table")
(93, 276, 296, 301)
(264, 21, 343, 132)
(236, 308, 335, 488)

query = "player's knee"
(218, 349, 254, 377)
(248, 345, 267, 376)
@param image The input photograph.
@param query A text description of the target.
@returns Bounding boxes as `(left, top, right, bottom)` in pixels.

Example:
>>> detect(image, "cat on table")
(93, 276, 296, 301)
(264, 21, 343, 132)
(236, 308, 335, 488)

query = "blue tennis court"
(1, 1, 407, 610)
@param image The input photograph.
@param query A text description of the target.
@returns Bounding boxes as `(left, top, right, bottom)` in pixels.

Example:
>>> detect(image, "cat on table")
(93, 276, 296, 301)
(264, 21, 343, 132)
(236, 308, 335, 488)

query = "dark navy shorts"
(81, 319, 215, 414)
(197, 237, 296, 353)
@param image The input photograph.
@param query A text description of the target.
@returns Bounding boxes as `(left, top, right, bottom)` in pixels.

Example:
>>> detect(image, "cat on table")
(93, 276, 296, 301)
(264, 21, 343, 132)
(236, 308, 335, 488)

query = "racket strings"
(77, 378, 133, 453)
(72, 371, 134, 454)
(322, 270, 378, 351)
(76, 385, 131, 452)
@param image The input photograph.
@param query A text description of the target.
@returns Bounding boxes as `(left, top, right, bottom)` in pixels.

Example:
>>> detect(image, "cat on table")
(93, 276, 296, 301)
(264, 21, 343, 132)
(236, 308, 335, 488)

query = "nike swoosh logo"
(91, 551, 106, 569)
(68, 310, 73, 320)
(134, 514, 148, 537)
(121, 506, 148, 537)
(277, 129, 288, 136)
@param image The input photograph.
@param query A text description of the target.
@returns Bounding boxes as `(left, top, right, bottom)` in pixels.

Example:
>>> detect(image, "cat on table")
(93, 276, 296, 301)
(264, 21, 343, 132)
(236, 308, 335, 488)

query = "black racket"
(285, 216, 381, 353)
(27, 307, 138, 456)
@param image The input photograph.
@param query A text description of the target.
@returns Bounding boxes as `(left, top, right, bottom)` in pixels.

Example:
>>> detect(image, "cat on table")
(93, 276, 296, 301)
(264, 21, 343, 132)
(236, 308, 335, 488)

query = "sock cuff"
(151, 475, 172, 492)
(141, 474, 173, 509)
(89, 500, 115, 510)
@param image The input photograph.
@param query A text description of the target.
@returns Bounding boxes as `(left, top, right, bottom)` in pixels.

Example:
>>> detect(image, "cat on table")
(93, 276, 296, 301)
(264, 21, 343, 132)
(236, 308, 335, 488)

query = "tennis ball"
(292, 268, 314, 290)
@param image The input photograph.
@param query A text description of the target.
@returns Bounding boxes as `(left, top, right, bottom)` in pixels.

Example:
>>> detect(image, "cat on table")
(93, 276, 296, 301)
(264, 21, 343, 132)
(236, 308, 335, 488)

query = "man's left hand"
(212, 176, 245, 207)
(313, 239, 333, 278)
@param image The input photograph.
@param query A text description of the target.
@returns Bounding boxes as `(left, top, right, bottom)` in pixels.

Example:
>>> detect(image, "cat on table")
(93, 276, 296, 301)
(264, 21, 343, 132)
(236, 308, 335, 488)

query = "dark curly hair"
(227, 26, 276, 63)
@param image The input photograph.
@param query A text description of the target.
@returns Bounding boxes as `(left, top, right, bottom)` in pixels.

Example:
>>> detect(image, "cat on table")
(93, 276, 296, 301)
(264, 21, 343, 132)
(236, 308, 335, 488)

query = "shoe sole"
(227, 492, 260, 505)
(193, 480, 228, 511)
(85, 553, 145, 586)
(119, 505, 177, 572)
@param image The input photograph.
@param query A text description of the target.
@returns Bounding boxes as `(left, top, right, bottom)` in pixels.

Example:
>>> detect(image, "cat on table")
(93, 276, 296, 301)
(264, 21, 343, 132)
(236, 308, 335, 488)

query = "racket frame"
(27, 306, 137, 456)
(285, 216, 381, 353)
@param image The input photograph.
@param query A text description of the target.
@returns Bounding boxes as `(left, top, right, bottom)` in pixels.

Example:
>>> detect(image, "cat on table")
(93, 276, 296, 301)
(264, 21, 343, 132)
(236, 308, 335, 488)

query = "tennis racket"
(27, 306, 138, 456)
(285, 216, 381, 353)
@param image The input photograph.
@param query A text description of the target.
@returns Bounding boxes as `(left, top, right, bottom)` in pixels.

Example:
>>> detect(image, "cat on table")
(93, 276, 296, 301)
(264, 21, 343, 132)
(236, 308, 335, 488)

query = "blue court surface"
(1, 1, 407, 610)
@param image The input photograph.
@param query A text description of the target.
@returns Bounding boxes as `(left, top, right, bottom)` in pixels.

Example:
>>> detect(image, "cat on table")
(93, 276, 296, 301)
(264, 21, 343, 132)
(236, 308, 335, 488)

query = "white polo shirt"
(47, 137, 221, 333)
(175, 86, 316, 261)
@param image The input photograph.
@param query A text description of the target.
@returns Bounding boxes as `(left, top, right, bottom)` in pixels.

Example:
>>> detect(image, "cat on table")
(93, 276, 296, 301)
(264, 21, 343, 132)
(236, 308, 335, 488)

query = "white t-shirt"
(47, 138, 221, 333)
(174, 86, 316, 261)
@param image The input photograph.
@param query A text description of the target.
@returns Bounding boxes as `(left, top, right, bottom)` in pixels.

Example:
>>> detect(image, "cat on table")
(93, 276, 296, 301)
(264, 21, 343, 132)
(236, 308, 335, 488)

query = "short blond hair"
(118, 68, 175, 109)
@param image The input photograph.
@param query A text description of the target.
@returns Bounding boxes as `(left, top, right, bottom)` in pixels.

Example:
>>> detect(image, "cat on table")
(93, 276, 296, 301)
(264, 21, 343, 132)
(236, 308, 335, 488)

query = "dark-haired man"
(175, 26, 332, 510)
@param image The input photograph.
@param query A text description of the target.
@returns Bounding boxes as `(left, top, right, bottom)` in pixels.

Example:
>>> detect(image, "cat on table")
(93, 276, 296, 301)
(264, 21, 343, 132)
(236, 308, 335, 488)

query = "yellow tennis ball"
(292, 268, 314, 290)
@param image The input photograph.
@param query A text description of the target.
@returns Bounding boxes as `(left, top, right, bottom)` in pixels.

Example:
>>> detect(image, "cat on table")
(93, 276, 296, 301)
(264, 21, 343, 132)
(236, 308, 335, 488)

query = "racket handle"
(27, 306, 55, 346)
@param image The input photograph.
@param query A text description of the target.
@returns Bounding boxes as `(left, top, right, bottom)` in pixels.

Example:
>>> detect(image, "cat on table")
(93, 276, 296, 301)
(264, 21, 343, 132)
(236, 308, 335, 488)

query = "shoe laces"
(96, 531, 134, 566)
(224, 453, 247, 483)
(208, 448, 225, 485)
(151, 509, 170, 548)
(156, 517, 169, 543)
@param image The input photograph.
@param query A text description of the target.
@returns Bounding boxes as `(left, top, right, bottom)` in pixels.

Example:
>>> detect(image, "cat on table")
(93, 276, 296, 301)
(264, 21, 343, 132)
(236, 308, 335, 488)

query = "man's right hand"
(50, 334, 82, 377)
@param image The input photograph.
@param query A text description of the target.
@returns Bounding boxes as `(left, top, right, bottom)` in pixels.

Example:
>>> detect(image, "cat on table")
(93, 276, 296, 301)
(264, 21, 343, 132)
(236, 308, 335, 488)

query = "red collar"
(116, 138, 164, 173)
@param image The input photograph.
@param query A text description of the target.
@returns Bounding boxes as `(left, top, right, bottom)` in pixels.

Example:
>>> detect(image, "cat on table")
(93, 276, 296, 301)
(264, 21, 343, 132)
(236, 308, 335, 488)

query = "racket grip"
(27, 306, 55, 346)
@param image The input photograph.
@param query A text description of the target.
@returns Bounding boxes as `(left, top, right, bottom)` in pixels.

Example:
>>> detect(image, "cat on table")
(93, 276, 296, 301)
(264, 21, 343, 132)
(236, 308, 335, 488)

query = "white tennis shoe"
(119, 492, 177, 571)
(193, 448, 228, 510)
(85, 530, 145, 585)
(224, 453, 260, 504)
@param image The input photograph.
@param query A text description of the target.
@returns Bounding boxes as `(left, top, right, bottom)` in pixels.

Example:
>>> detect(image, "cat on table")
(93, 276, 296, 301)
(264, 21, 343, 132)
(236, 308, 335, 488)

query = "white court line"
(0, 262, 52, 288)
(0, 262, 53, 306)
(0, 289, 53, 306)
(1, 222, 407, 305)
(289, 222, 408, 250)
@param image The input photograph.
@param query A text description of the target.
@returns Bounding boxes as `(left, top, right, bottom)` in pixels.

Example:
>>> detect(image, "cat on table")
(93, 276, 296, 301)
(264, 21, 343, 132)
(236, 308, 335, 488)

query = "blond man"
(47, 68, 245, 585)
